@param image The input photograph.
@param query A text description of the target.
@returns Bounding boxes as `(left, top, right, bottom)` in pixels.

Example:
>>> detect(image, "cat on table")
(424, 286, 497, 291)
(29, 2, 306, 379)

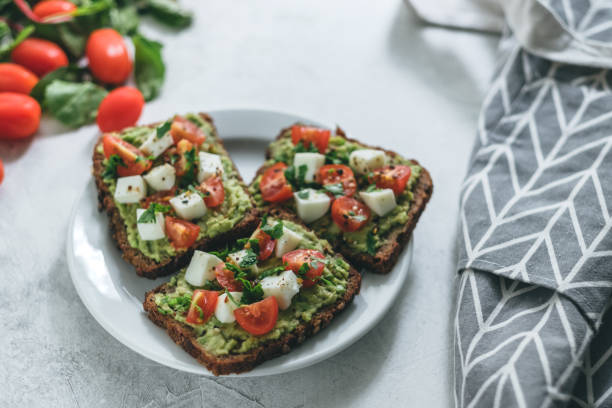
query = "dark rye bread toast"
(93, 113, 260, 279)
(251, 126, 433, 274)
(143, 209, 362, 375)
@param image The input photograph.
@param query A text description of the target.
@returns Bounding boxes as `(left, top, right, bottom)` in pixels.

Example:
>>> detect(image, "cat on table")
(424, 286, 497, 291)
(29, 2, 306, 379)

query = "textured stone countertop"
(0, 1, 498, 407)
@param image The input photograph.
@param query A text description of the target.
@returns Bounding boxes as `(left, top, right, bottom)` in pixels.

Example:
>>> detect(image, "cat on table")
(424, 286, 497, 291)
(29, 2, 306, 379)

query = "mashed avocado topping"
(101, 113, 253, 262)
(153, 220, 351, 356)
(247, 130, 422, 254)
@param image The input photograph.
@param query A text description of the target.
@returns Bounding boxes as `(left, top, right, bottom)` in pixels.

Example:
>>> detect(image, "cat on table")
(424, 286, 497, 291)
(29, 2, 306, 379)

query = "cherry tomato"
(291, 125, 330, 153)
(214, 262, 243, 292)
(140, 187, 177, 209)
(96, 87, 144, 132)
(317, 164, 357, 197)
(185, 290, 219, 325)
(331, 196, 371, 232)
(86, 28, 132, 84)
(11, 38, 68, 77)
(102, 134, 151, 176)
(369, 165, 412, 196)
(260, 162, 293, 203)
(0, 63, 38, 94)
(196, 175, 225, 208)
(170, 116, 206, 145)
(0, 93, 41, 140)
(165, 216, 200, 249)
(247, 228, 276, 261)
(282, 249, 326, 288)
(234, 296, 279, 336)
(0, 159, 4, 186)
(32, 1, 76, 19)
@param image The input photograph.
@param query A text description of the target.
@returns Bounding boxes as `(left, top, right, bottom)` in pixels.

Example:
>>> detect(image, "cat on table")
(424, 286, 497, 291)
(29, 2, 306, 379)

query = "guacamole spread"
(248, 129, 422, 254)
(153, 220, 351, 355)
(101, 113, 253, 262)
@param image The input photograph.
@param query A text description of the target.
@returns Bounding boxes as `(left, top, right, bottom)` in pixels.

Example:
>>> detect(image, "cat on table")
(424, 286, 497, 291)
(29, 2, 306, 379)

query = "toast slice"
(93, 113, 260, 279)
(143, 209, 361, 375)
(248, 125, 433, 274)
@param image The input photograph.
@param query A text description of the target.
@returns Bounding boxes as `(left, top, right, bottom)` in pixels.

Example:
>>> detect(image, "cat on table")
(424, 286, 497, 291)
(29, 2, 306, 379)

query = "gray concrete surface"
(0, 1, 499, 407)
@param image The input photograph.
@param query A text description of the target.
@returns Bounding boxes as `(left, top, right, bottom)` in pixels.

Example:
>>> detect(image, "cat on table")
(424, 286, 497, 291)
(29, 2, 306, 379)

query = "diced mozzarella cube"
(184, 251, 222, 287)
(228, 249, 259, 274)
(261, 270, 301, 310)
(359, 188, 397, 216)
(135, 209, 165, 240)
(349, 149, 388, 174)
(114, 176, 147, 203)
(169, 192, 207, 220)
(215, 292, 242, 323)
(293, 152, 325, 182)
(293, 189, 331, 223)
(197, 152, 224, 183)
(139, 129, 174, 158)
(275, 227, 302, 257)
(143, 164, 176, 191)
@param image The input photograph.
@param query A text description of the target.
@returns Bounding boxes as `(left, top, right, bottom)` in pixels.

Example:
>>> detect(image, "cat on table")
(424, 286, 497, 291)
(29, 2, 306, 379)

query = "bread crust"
(252, 125, 433, 274)
(142, 210, 362, 376)
(92, 113, 260, 279)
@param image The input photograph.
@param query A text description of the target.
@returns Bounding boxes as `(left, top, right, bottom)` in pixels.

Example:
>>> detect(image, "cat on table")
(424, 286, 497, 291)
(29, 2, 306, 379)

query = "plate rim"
(66, 107, 413, 377)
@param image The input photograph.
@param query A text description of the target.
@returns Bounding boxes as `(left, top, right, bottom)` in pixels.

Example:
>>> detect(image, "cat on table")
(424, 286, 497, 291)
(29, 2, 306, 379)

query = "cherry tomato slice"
(260, 162, 293, 203)
(214, 262, 243, 292)
(0, 92, 41, 140)
(0, 63, 38, 94)
(96, 86, 144, 132)
(164, 216, 200, 249)
(234, 296, 279, 336)
(317, 164, 357, 197)
(170, 116, 206, 145)
(86, 28, 132, 84)
(369, 165, 412, 196)
(331, 196, 371, 232)
(102, 134, 152, 176)
(11, 38, 68, 77)
(291, 125, 330, 153)
(282, 249, 326, 288)
(247, 228, 276, 261)
(33, 1, 76, 19)
(185, 290, 219, 325)
(0, 159, 4, 186)
(196, 175, 225, 208)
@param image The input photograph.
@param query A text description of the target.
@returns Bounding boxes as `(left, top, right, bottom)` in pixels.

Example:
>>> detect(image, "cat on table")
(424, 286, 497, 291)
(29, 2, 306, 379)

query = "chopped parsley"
(178, 147, 198, 188)
(137, 203, 171, 223)
(284, 164, 308, 190)
(294, 140, 318, 153)
(164, 294, 192, 313)
(325, 149, 349, 165)
(297, 262, 310, 277)
(261, 219, 284, 239)
(239, 249, 258, 268)
(156, 120, 171, 139)
(258, 266, 286, 279)
(297, 190, 310, 199)
(102, 154, 126, 180)
(323, 183, 344, 197)
(365, 184, 378, 192)
(239, 279, 264, 305)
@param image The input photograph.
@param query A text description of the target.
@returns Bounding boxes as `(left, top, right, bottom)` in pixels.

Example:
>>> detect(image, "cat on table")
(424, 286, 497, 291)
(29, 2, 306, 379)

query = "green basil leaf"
(132, 33, 165, 101)
(0, 24, 34, 59)
(146, 0, 193, 28)
(30, 65, 84, 103)
(110, 5, 140, 35)
(44, 80, 107, 127)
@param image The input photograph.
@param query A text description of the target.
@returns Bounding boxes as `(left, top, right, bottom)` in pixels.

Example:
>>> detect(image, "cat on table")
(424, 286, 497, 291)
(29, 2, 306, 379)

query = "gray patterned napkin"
(449, 2, 612, 407)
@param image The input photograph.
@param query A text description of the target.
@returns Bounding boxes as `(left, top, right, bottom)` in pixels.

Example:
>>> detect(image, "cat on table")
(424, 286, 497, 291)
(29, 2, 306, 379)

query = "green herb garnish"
(102, 154, 126, 180)
(156, 120, 171, 138)
(137, 203, 171, 223)
(366, 230, 377, 255)
(262, 220, 284, 239)
(297, 190, 310, 199)
(239, 249, 258, 268)
(323, 183, 344, 197)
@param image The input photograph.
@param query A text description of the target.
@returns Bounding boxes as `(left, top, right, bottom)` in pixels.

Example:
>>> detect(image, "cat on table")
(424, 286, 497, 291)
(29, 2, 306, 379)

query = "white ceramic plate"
(66, 108, 413, 377)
